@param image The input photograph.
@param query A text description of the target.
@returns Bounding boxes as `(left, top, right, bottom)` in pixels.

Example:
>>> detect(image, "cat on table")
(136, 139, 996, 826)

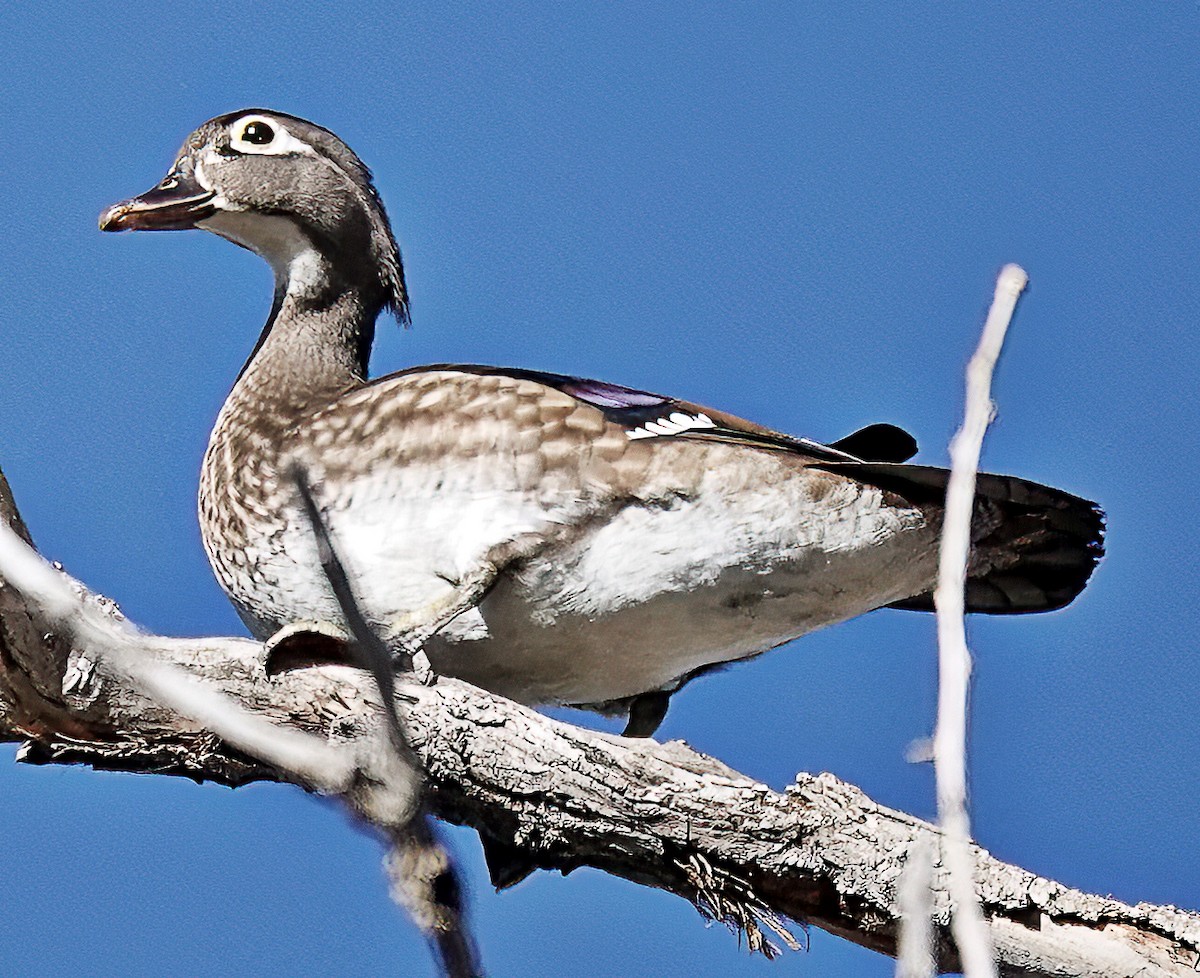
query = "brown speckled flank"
(105, 110, 1103, 735)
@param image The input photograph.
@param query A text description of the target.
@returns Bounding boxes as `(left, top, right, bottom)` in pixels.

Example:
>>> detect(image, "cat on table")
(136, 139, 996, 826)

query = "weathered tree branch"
(0, 472, 1196, 977)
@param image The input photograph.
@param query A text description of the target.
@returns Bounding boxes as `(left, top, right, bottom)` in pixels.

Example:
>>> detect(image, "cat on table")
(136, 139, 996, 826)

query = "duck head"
(100, 109, 408, 322)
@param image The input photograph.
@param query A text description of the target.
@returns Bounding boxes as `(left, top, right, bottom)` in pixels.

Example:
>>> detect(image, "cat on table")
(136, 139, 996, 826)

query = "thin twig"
(932, 263, 1028, 977)
(895, 838, 935, 978)
(287, 463, 410, 756)
(0, 519, 356, 789)
(386, 823, 482, 978)
(0, 475, 483, 976)
(288, 463, 483, 978)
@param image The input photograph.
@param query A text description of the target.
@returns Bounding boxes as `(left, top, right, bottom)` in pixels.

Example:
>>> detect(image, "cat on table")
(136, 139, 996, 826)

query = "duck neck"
(230, 238, 385, 408)
(195, 202, 387, 407)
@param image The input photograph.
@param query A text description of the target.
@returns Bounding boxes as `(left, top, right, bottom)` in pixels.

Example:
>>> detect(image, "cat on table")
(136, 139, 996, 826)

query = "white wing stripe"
(625, 412, 716, 440)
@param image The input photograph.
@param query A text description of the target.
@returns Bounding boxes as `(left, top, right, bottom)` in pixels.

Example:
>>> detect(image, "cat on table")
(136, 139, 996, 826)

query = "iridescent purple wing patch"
(559, 378, 669, 410)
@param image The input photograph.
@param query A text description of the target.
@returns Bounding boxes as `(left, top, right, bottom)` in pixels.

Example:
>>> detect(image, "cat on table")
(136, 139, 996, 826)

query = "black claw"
(622, 690, 671, 738)
(479, 833, 538, 890)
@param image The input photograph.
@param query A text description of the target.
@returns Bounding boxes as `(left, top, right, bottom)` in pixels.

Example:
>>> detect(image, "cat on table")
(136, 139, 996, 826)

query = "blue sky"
(2, 3, 1197, 975)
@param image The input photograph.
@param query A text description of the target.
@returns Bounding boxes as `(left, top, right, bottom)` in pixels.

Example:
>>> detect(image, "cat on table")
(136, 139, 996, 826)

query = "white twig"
(895, 838, 935, 978)
(105, 652, 358, 789)
(0, 519, 357, 791)
(0, 495, 474, 978)
(932, 263, 1028, 977)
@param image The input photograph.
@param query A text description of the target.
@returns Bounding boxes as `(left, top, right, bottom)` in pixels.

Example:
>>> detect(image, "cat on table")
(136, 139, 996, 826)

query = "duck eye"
(241, 121, 275, 145)
(228, 116, 310, 156)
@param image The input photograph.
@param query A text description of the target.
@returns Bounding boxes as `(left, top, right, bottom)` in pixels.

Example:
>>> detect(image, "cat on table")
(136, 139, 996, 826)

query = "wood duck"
(100, 110, 1103, 737)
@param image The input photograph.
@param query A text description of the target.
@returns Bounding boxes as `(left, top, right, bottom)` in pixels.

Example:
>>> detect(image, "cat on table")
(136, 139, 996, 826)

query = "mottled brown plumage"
(102, 110, 1104, 735)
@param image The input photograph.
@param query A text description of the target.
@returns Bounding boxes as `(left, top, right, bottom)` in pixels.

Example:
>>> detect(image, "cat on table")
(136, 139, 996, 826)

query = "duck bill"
(99, 172, 217, 232)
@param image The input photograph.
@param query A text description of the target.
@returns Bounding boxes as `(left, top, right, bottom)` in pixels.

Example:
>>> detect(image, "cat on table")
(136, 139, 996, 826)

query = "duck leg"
(385, 563, 500, 670)
(271, 565, 504, 684)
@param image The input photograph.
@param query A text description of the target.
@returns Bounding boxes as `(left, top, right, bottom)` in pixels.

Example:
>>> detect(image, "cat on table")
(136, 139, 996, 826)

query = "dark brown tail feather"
(812, 462, 1105, 614)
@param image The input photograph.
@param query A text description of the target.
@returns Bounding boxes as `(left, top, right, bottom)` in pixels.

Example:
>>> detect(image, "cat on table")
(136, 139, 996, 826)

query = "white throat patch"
(198, 209, 324, 296)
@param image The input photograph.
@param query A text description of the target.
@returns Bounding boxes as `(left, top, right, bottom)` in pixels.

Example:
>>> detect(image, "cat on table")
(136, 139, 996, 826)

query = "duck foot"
(263, 620, 354, 675)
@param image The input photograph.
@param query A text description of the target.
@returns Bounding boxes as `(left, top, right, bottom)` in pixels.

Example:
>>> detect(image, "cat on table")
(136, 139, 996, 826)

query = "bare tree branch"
(0, 474, 1195, 977)
(929, 263, 1029, 977)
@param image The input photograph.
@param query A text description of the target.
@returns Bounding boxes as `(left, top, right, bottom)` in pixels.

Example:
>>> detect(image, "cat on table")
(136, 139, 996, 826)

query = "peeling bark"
(0, 469, 1195, 977)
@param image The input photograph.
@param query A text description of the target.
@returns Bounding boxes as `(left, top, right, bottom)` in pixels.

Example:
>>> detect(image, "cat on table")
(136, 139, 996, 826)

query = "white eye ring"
(229, 115, 314, 157)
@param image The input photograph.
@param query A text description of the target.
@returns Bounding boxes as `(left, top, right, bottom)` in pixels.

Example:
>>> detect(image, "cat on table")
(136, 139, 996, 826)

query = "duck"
(100, 109, 1104, 738)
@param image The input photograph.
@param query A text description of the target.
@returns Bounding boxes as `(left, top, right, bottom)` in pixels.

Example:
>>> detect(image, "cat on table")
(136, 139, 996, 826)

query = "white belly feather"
(227, 438, 937, 709)
(424, 469, 938, 707)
